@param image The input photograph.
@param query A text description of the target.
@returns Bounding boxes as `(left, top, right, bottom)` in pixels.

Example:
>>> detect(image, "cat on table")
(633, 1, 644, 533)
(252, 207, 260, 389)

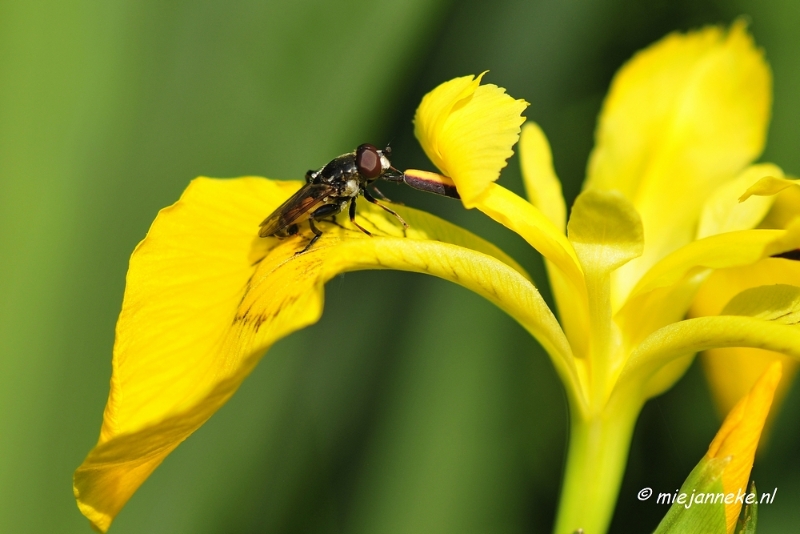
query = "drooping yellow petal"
(74, 177, 575, 531)
(697, 164, 783, 239)
(706, 362, 781, 533)
(586, 22, 772, 301)
(474, 183, 590, 363)
(519, 121, 566, 231)
(413, 73, 528, 206)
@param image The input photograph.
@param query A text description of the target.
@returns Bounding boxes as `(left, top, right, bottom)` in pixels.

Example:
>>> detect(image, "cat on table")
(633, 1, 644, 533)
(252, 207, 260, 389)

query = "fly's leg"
(349, 198, 372, 236)
(363, 189, 408, 228)
(297, 203, 344, 254)
(298, 219, 324, 254)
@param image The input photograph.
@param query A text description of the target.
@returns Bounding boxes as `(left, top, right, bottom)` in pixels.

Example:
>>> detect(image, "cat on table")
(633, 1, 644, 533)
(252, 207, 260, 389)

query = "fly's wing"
(258, 184, 333, 237)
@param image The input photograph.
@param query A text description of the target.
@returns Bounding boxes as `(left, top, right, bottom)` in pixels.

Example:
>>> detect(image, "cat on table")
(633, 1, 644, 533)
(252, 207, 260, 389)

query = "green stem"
(553, 398, 642, 534)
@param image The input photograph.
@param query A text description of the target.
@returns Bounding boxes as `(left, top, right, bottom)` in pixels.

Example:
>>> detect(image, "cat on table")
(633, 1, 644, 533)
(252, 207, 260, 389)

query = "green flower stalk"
(74, 22, 800, 534)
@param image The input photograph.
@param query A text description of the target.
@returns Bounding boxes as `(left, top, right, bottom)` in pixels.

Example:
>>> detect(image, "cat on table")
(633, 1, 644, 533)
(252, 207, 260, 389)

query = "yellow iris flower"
(75, 22, 800, 534)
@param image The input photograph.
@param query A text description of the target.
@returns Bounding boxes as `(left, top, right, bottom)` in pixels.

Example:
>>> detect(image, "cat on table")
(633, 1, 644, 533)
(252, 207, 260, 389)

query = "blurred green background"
(2, 0, 799, 532)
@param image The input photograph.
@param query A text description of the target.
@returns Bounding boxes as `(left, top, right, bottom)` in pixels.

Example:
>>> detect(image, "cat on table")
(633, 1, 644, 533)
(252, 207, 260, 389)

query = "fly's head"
(356, 144, 401, 184)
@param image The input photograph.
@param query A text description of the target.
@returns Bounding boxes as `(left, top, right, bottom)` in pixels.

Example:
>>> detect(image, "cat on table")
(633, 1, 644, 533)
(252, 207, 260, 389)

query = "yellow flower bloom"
(75, 22, 800, 534)
(706, 361, 781, 533)
(411, 21, 800, 534)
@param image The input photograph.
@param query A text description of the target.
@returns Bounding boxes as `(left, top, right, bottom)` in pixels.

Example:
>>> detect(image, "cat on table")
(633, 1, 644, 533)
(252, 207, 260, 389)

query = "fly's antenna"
(383, 137, 396, 156)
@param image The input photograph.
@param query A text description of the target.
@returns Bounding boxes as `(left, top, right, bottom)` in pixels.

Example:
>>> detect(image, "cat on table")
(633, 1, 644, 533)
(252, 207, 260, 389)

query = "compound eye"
(356, 143, 383, 179)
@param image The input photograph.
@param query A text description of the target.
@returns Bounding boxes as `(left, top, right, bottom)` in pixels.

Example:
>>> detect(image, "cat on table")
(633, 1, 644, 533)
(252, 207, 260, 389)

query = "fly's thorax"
(317, 153, 359, 184)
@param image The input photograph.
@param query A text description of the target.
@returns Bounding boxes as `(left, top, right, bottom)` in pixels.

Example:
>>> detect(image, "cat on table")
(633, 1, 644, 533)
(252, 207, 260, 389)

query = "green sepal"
(734, 482, 758, 534)
(653, 456, 728, 534)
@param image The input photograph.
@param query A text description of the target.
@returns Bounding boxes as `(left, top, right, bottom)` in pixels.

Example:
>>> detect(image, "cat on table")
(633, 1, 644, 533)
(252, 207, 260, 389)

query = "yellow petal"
(761, 182, 800, 228)
(74, 177, 575, 531)
(738, 175, 800, 202)
(623, 306, 800, 388)
(692, 262, 800, 420)
(697, 163, 784, 239)
(693, 185, 800, 422)
(616, 223, 800, 365)
(586, 22, 772, 300)
(721, 283, 800, 324)
(476, 183, 582, 286)
(706, 362, 781, 533)
(628, 224, 800, 301)
(519, 122, 566, 231)
(514, 125, 594, 360)
(473, 183, 590, 362)
(568, 189, 644, 276)
(413, 73, 528, 206)
(567, 189, 643, 402)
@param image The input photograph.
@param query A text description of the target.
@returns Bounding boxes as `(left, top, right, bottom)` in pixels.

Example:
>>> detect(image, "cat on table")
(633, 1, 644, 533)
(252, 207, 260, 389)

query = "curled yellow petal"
(738, 175, 800, 202)
(587, 21, 772, 299)
(477, 184, 582, 283)
(706, 361, 781, 533)
(622, 309, 800, 389)
(413, 73, 528, 206)
(568, 189, 644, 277)
(74, 177, 574, 531)
(697, 163, 784, 239)
(761, 182, 800, 228)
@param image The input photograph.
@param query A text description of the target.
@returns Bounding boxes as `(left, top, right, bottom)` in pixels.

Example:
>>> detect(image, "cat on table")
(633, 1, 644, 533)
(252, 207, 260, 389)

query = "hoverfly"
(259, 143, 460, 253)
